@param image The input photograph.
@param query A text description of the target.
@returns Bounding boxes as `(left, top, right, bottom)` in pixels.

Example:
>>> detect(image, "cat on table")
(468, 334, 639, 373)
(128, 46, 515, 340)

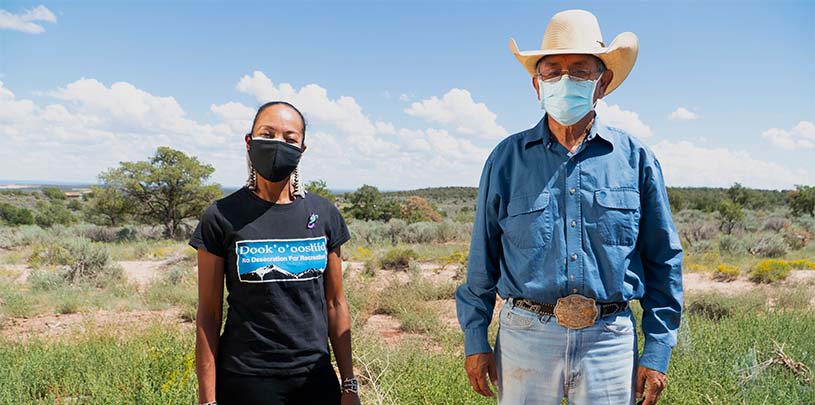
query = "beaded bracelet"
(341, 377, 359, 394)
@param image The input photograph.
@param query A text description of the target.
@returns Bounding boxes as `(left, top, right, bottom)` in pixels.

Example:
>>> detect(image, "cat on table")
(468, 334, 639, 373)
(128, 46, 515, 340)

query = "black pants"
(216, 362, 341, 405)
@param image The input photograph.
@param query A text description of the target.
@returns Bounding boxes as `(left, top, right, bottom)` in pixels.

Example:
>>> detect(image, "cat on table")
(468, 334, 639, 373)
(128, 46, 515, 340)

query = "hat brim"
(509, 32, 638, 95)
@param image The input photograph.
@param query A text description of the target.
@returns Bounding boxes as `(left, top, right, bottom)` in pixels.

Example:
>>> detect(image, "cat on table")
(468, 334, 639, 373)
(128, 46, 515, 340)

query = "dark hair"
(250, 101, 307, 144)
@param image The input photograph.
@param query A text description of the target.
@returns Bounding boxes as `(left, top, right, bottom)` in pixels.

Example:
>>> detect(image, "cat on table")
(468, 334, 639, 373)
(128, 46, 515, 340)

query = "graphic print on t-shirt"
(235, 236, 328, 282)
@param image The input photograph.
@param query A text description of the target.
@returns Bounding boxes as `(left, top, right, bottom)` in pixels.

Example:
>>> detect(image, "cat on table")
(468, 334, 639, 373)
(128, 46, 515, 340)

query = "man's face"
(531, 54, 613, 102)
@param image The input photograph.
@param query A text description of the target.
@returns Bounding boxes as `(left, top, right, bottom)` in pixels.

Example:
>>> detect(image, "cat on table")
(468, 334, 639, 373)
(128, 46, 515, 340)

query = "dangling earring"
(292, 166, 306, 198)
(245, 152, 257, 191)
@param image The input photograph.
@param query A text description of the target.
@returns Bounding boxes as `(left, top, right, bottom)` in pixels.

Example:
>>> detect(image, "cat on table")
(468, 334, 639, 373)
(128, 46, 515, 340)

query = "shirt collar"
(524, 112, 616, 150)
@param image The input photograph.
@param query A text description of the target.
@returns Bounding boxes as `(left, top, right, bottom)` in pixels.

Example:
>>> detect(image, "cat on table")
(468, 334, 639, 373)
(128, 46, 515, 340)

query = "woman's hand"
(195, 249, 225, 404)
(341, 392, 361, 405)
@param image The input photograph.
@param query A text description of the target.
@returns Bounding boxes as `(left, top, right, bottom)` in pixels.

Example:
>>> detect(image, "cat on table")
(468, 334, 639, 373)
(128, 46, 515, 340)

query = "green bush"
(28, 268, 70, 291)
(41, 186, 66, 200)
(0, 225, 50, 249)
(28, 237, 121, 284)
(379, 248, 419, 270)
(0, 203, 35, 225)
(35, 202, 76, 227)
(717, 235, 743, 255)
(749, 259, 792, 283)
(403, 222, 438, 244)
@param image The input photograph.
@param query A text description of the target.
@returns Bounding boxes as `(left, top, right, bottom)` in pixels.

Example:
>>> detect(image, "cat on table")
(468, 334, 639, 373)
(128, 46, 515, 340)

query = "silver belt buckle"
(554, 294, 598, 329)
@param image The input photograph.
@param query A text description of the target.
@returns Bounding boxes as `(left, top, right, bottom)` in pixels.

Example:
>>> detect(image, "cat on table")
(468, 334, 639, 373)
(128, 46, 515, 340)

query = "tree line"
(2, 148, 814, 235)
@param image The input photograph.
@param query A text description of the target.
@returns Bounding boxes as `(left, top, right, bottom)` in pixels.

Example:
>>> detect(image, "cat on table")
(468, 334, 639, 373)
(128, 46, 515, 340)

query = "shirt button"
(570, 275, 575, 281)
(572, 288, 578, 293)
(570, 220, 577, 228)
(571, 254, 578, 261)
(564, 258, 567, 265)
(569, 188, 576, 195)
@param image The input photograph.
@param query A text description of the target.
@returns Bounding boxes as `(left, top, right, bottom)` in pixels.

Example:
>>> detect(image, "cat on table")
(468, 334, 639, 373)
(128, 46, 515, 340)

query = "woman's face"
(245, 104, 306, 151)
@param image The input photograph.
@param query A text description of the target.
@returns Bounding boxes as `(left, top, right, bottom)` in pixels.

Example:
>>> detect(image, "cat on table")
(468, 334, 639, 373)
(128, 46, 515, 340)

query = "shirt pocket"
(501, 191, 552, 249)
(594, 188, 640, 246)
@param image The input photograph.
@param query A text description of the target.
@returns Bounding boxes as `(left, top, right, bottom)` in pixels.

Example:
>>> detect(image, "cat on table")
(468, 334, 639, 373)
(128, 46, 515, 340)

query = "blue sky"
(1, 0, 813, 190)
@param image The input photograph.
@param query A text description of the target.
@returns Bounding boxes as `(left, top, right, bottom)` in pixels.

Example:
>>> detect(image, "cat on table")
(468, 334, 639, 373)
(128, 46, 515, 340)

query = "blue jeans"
(495, 300, 637, 405)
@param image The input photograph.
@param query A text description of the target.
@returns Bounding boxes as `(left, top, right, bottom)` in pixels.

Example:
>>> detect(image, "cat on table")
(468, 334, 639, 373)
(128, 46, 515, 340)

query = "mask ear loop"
(591, 72, 604, 108)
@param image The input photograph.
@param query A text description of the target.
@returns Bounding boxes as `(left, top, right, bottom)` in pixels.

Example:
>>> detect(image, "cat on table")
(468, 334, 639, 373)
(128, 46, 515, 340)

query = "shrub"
(28, 242, 72, 268)
(440, 250, 468, 272)
(748, 234, 788, 258)
(0, 225, 50, 249)
(41, 186, 66, 200)
(385, 219, 407, 246)
(379, 248, 419, 270)
(28, 237, 121, 284)
(761, 217, 790, 231)
(749, 259, 792, 283)
(717, 235, 743, 255)
(66, 199, 83, 211)
(363, 259, 378, 277)
(401, 196, 442, 223)
(0, 203, 35, 225)
(28, 268, 70, 290)
(403, 222, 438, 244)
(454, 207, 475, 223)
(35, 202, 76, 227)
(435, 220, 459, 243)
(348, 221, 390, 245)
(77, 224, 120, 243)
(116, 227, 140, 242)
(787, 259, 815, 270)
(351, 246, 375, 261)
(781, 225, 811, 250)
(686, 299, 731, 321)
(712, 264, 740, 282)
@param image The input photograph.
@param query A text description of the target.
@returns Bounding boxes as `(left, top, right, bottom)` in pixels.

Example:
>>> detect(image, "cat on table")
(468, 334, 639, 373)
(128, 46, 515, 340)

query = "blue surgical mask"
(538, 74, 601, 125)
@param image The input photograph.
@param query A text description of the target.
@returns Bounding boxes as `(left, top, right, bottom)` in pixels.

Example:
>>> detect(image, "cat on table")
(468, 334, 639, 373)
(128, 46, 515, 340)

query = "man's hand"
(635, 366, 666, 405)
(465, 352, 498, 397)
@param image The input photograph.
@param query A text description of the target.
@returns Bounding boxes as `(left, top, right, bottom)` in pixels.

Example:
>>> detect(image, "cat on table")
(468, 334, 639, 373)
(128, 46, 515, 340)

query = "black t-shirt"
(189, 187, 350, 376)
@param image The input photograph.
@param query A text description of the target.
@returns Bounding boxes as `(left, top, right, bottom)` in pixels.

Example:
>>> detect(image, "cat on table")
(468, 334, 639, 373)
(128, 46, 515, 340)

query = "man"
(456, 9, 683, 405)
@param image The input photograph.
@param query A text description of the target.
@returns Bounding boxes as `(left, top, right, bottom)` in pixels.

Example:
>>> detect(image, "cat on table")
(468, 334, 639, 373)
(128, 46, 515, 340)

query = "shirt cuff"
(639, 340, 674, 374)
(463, 328, 492, 356)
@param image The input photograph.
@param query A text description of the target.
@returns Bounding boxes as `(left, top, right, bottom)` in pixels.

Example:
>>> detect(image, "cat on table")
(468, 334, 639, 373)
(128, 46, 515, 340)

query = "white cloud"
(0, 5, 56, 34)
(236, 71, 381, 137)
(404, 88, 507, 139)
(651, 140, 814, 190)
(0, 79, 242, 184)
(0, 76, 502, 189)
(668, 107, 699, 121)
(595, 100, 653, 138)
(399, 93, 412, 102)
(761, 121, 815, 150)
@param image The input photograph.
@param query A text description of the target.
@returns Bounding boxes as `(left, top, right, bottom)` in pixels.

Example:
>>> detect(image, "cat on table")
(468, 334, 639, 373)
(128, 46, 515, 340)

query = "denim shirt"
(455, 114, 683, 374)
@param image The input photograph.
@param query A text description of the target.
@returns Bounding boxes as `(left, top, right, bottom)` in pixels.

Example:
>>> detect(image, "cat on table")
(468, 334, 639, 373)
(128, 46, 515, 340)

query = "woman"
(190, 101, 359, 405)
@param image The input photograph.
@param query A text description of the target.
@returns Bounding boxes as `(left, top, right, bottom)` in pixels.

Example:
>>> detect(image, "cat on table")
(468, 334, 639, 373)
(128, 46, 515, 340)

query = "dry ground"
(2, 259, 814, 344)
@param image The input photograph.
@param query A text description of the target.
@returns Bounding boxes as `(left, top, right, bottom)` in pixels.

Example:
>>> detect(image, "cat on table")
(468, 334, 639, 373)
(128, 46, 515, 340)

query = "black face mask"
(248, 138, 303, 183)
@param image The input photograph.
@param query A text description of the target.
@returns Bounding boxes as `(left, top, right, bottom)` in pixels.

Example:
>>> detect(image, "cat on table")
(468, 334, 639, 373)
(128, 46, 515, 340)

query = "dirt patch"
(682, 272, 756, 295)
(1, 308, 191, 342)
(118, 261, 163, 287)
(0, 264, 28, 284)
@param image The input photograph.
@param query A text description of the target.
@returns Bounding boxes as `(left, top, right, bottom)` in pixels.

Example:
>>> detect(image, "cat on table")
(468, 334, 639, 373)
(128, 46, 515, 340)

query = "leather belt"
(511, 295, 629, 329)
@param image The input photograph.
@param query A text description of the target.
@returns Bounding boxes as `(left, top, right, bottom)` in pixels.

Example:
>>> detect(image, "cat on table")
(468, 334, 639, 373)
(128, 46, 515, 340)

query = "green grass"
(1, 285, 813, 404)
(663, 296, 815, 404)
(0, 324, 196, 404)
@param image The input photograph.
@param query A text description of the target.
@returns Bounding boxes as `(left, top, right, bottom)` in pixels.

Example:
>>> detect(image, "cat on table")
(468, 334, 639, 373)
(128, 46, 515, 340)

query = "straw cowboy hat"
(509, 9, 639, 95)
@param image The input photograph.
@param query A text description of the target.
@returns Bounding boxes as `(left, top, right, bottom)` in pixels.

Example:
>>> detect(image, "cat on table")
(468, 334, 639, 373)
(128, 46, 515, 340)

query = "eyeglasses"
(536, 69, 602, 83)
